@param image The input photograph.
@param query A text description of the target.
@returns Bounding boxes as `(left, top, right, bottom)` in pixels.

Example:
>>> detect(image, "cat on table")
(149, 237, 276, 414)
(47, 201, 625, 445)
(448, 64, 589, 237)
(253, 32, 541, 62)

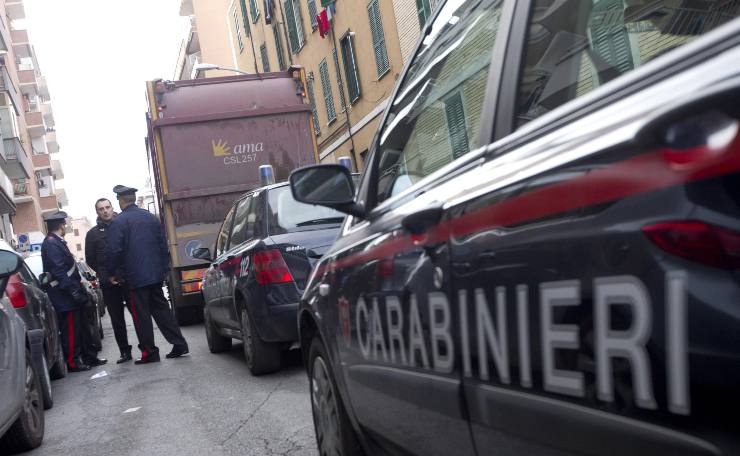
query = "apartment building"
(66, 217, 92, 261)
(177, 0, 435, 170)
(0, 0, 66, 250)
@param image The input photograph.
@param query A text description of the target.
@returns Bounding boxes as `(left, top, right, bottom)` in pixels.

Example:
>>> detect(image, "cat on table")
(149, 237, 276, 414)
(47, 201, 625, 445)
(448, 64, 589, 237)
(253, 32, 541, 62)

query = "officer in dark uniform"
(85, 198, 132, 363)
(41, 211, 107, 371)
(106, 185, 189, 364)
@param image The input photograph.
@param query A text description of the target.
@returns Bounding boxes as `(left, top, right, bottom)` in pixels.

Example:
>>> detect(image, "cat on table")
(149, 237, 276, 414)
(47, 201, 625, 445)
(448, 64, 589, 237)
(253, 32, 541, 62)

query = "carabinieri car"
(290, 0, 740, 454)
(198, 181, 346, 375)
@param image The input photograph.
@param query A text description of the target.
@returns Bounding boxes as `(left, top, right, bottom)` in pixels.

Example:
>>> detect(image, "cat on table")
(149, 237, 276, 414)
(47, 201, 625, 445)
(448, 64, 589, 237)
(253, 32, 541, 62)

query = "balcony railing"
(45, 129, 59, 153)
(5, 1, 26, 21)
(32, 152, 50, 170)
(2, 137, 32, 179)
(24, 110, 46, 137)
(12, 178, 28, 196)
(18, 69, 38, 96)
(0, 64, 21, 116)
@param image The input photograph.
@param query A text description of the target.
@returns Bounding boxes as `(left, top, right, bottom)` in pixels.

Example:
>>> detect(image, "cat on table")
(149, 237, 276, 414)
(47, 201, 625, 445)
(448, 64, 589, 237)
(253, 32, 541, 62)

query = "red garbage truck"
(145, 68, 318, 325)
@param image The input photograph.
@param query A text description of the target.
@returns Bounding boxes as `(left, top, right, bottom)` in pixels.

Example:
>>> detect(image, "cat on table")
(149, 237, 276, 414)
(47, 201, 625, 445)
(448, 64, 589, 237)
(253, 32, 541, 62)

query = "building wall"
(192, 0, 243, 77)
(67, 217, 92, 261)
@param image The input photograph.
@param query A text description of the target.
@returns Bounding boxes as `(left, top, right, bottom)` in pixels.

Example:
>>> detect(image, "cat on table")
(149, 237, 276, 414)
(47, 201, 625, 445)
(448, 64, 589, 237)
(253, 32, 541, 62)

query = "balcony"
(51, 159, 63, 180)
(45, 129, 58, 153)
(56, 188, 67, 206)
(12, 178, 32, 204)
(0, 177, 16, 214)
(40, 194, 59, 212)
(0, 65, 21, 116)
(5, 0, 25, 21)
(41, 101, 54, 127)
(2, 137, 32, 179)
(18, 69, 38, 96)
(25, 110, 46, 137)
(32, 151, 50, 169)
(0, 14, 10, 53)
(10, 29, 30, 58)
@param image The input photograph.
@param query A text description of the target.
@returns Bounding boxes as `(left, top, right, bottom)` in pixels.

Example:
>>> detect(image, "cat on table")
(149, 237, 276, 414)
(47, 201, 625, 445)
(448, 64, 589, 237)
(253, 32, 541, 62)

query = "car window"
(373, 0, 504, 204)
(516, 0, 740, 127)
(216, 205, 236, 257)
(16, 264, 37, 285)
(267, 186, 346, 235)
(25, 254, 43, 279)
(229, 196, 252, 246)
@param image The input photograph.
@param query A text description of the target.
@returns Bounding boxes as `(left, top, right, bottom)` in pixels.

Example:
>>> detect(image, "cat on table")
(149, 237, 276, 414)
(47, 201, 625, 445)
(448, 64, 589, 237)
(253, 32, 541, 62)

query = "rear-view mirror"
(290, 165, 364, 218)
(192, 247, 212, 262)
(0, 251, 21, 278)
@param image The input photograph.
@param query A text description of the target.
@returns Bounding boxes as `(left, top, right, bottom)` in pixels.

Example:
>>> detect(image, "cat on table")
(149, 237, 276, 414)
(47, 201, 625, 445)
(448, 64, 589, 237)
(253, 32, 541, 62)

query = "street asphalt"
(24, 313, 318, 456)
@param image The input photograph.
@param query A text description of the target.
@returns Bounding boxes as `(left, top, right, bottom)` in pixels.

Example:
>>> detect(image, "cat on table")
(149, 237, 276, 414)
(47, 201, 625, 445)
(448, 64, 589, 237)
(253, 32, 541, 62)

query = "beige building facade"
(67, 217, 92, 261)
(177, 0, 428, 170)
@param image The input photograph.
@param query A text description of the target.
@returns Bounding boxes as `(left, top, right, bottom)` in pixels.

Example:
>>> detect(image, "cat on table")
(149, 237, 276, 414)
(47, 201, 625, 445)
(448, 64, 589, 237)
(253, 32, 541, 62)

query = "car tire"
(308, 337, 363, 456)
(204, 309, 232, 353)
(49, 342, 67, 380)
(0, 350, 45, 452)
(240, 307, 280, 375)
(89, 307, 102, 352)
(37, 353, 53, 410)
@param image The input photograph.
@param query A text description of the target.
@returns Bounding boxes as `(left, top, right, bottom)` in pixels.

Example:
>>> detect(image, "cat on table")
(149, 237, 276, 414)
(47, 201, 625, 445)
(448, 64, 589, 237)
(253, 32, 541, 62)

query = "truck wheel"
(0, 350, 45, 452)
(240, 307, 280, 375)
(49, 342, 67, 380)
(204, 309, 232, 353)
(309, 337, 363, 456)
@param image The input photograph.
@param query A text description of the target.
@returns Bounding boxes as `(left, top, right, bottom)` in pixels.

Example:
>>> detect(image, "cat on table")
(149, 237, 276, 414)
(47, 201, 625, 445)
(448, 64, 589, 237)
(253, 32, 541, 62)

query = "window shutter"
(292, 0, 305, 48)
(273, 25, 287, 70)
(341, 34, 361, 102)
(239, 0, 251, 36)
(416, 0, 431, 29)
(260, 43, 271, 72)
(306, 75, 321, 136)
(283, 0, 300, 53)
(249, 0, 260, 22)
(591, 0, 634, 75)
(367, 0, 390, 77)
(332, 48, 346, 111)
(444, 92, 468, 159)
(319, 59, 337, 122)
(308, 0, 318, 30)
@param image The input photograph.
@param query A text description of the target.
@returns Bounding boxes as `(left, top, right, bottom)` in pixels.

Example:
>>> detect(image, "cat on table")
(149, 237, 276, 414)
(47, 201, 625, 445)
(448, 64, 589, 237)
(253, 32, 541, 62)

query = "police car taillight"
(254, 249, 294, 285)
(642, 220, 740, 269)
(6, 274, 28, 309)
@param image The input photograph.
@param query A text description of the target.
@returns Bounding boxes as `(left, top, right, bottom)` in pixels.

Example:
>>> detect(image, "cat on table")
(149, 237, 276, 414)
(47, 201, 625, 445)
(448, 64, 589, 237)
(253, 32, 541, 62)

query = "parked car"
(196, 181, 346, 375)
(290, 0, 740, 455)
(0, 249, 47, 453)
(76, 261, 105, 317)
(2, 243, 66, 411)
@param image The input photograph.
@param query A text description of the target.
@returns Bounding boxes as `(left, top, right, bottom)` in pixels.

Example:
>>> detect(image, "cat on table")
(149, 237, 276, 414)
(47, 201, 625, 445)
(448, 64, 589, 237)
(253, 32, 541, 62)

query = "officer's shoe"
(87, 357, 108, 367)
(68, 362, 91, 372)
(134, 352, 161, 365)
(117, 348, 133, 364)
(165, 345, 189, 359)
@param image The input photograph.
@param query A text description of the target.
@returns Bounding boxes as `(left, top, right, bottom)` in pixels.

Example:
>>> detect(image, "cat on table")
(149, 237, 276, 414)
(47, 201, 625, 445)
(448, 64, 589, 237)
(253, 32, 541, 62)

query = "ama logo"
(212, 139, 231, 157)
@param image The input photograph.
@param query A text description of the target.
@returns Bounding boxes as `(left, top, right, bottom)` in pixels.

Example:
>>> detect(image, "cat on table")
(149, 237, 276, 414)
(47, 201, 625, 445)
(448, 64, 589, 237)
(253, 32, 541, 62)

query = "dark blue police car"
(290, 0, 740, 454)
(197, 181, 346, 375)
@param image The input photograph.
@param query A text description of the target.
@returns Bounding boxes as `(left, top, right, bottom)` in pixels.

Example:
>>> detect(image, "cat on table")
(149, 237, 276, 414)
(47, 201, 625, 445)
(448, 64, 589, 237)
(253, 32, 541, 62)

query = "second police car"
(289, 0, 740, 454)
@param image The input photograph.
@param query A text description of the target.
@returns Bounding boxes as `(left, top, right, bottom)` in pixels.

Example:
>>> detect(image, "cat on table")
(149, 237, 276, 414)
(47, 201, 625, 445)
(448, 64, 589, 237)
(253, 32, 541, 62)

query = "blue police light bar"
(259, 165, 276, 186)
(337, 156, 353, 171)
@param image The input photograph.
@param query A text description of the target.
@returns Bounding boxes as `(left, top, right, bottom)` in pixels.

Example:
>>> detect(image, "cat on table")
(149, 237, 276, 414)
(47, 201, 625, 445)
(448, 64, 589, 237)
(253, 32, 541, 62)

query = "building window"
(283, 0, 305, 53)
(233, 9, 244, 52)
(273, 25, 287, 70)
(76, 243, 82, 252)
(74, 229, 79, 236)
(238, 0, 252, 36)
(318, 59, 337, 123)
(416, 0, 432, 29)
(340, 32, 361, 103)
(332, 48, 346, 111)
(249, 0, 260, 23)
(306, 73, 321, 136)
(367, 0, 390, 77)
(308, 0, 318, 30)
(260, 43, 271, 72)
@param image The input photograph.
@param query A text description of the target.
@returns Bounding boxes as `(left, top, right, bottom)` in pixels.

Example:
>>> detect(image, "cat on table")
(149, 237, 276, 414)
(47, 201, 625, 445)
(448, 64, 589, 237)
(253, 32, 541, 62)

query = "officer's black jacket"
(85, 215, 119, 286)
(41, 233, 84, 312)
(106, 204, 170, 289)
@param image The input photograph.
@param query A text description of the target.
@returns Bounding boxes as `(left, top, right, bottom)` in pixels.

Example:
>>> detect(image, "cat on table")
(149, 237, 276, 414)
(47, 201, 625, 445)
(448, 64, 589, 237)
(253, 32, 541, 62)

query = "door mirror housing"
(0, 250, 21, 278)
(289, 165, 365, 218)
(192, 247, 212, 262)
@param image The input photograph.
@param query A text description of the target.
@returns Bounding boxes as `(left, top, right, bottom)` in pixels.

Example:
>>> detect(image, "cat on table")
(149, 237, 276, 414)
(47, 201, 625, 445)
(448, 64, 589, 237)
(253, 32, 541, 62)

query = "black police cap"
(43, 210, 68, 222)
(112, 185, 138, 196)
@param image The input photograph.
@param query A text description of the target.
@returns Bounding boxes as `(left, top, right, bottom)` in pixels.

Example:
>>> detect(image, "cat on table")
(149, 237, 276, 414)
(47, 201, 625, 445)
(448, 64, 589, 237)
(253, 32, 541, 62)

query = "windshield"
(267, 186, 346, 235)
(25, 254, 43, 279)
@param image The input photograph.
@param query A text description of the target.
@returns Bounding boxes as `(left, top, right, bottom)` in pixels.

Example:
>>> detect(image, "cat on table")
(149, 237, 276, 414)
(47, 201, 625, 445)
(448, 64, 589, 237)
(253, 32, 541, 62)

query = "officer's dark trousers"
(128, 284, 187, 358)
(57, 308, 94, 369)
(102, 284, 131, 352)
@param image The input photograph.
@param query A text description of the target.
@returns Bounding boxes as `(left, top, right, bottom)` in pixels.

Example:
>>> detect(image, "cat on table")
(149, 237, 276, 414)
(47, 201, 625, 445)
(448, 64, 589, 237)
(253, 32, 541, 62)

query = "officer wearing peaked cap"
(41, 211, 107, 372)
(106, 185, 189, 364)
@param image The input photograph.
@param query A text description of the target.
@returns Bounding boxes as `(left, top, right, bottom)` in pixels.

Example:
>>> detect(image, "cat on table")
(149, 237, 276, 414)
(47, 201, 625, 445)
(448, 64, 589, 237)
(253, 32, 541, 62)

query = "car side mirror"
(192, 247, 212, 262)
(0, 250, 21, 278)
(290, 165, 365, 218)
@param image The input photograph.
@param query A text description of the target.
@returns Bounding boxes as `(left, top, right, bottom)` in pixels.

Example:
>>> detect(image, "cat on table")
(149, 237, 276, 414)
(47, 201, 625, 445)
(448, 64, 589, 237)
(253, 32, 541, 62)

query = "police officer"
(106, 185, 189, 364)
(41, 211, 107, 371)
(85, 198, 133, 364)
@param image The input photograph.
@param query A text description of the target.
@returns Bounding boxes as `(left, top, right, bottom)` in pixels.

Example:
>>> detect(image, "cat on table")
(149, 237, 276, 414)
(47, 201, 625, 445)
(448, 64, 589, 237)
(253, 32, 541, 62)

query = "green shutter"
(249, 0, 260, 22)
(239, 0, 251, 37)
(319, 59, 337, 122)
(273, 25, 286, 70)
(283, 0, 300, 53)
(308, 0, 318, 30)
(367, 0, 389, 77)
(415, 0, 431, 29)
(260, 43, 270, 72)
(332, 48, 346, 111)
(445, 92, 468, 159)
(591, 0, 634, 75)
(307, 75, 321, 136)
(341, 35, 361, 102)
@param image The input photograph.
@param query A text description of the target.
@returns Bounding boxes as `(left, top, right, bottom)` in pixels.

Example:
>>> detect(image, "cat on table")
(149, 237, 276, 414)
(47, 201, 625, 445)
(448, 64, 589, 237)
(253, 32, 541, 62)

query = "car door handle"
(319, 283, 330, 297)
(401, 203, 444, 236)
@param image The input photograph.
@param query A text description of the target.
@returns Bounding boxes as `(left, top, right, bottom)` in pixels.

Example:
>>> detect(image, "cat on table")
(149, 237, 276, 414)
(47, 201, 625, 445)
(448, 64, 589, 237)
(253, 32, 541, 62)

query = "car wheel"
(309, 337, 363, 456)
(204, 309, 232, 353)
(37, 353, 53, 410)
(89, 308, 102, 352)
(240, 307, 280, 375)
(0, 350, 45, 452)
(49, 342, 67, 380)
